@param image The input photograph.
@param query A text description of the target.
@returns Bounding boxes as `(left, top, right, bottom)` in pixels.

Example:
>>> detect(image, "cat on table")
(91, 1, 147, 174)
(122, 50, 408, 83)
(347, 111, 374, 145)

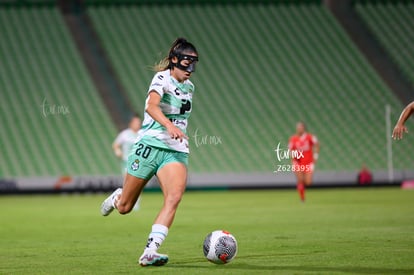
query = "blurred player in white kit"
(113, 113, 141, 210)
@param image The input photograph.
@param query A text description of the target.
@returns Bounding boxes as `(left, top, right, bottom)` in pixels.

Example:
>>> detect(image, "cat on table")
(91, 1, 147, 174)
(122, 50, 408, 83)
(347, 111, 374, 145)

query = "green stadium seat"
(355, 1, 414, 87)
(87, 2, 413, 174)
(1, 2, 413, 178)
(0, 6, 119, 177)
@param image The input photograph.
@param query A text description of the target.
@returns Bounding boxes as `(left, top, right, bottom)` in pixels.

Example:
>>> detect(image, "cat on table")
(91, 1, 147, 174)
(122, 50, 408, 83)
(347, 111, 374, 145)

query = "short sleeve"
(148, 71, 167, 97)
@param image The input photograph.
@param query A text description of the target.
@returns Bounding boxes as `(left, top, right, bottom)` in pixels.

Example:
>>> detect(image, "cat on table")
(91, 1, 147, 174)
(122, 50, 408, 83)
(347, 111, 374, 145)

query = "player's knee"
(304, 179, 312, 186)
(165, 193, 183, 208)
(117, 202, 133, 215)
(304, 176, 313, 185)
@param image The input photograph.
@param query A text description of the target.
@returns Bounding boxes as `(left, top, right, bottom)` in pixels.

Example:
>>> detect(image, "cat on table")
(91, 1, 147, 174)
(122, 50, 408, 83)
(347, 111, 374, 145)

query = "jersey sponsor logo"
(180, 99, 191, 114)
(170, 118, 187, 128)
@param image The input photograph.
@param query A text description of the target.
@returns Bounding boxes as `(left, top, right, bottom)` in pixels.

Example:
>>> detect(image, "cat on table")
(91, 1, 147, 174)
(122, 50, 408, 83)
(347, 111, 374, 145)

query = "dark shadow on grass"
(167, 254, 414, 274)
(169, 262, 414, 274)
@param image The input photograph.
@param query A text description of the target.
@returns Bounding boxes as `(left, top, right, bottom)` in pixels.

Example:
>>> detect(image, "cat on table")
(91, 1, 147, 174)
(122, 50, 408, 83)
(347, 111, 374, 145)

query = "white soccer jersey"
(114, 128, 139, 162)
(137, 69, 194, 153)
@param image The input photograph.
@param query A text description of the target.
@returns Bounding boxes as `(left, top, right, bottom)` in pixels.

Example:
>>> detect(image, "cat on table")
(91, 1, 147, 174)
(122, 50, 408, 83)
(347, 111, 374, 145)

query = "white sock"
(144, 224, 168, 252)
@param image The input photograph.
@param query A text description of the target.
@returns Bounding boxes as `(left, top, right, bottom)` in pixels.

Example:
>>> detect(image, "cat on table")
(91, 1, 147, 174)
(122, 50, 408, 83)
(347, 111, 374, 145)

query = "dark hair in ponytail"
(153, 37, 198, 72)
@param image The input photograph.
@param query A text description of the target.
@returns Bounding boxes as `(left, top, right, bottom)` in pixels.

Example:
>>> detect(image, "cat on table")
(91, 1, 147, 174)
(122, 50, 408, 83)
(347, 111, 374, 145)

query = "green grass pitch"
(1, 187, 414, 274)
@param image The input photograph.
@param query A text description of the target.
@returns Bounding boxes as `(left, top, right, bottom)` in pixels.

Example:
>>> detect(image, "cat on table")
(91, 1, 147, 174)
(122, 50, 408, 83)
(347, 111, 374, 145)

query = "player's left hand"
(313, 153, 319, 163)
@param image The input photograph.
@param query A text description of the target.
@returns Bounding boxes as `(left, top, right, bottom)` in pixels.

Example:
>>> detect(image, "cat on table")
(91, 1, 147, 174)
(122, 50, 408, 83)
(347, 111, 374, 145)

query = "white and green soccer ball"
(203, 230, 238, 264)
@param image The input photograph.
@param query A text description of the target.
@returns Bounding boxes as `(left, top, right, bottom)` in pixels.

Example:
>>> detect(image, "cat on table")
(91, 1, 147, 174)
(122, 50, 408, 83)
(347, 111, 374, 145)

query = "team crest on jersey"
(131, 159, 140, 171)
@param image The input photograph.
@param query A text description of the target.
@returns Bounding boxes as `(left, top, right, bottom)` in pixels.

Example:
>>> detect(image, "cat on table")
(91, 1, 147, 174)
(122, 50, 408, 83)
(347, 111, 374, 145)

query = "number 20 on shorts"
(135, 143, 152, 159)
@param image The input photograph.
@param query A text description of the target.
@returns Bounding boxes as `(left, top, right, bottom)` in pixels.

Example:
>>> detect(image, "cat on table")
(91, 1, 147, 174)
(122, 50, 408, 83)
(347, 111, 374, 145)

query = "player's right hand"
(392, 124, 408, 140)
(166, 124, 188, 142)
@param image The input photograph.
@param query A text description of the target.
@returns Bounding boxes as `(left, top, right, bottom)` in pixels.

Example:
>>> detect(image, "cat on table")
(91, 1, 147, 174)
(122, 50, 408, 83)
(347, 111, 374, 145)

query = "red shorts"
(292, 161, 314, 173)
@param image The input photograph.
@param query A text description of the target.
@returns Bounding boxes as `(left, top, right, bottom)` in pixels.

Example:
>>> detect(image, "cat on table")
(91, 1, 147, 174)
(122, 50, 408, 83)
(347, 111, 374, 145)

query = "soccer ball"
(203, 230, 238, 264)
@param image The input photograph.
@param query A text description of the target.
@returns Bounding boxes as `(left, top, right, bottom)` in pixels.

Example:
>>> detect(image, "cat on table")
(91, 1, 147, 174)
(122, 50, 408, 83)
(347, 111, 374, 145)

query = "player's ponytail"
(153, 37, 198, 72)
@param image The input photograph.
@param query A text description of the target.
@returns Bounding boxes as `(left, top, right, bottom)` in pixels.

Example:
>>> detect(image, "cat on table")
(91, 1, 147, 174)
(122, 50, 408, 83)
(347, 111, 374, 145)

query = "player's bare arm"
(392, 101, 414, 140)
(112, 142, 122, 158)
(313, 141, 320, 162)
(146, 91, 188, 142)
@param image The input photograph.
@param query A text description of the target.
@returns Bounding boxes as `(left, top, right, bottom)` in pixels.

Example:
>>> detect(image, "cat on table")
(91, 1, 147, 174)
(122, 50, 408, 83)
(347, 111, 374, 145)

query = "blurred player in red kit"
(288, 122, 319, 202)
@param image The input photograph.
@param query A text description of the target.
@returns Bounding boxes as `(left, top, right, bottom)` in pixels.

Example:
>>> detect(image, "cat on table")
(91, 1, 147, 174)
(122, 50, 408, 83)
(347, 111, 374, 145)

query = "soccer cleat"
(100, 188, 122, 216)
(138, 251, 169, 267)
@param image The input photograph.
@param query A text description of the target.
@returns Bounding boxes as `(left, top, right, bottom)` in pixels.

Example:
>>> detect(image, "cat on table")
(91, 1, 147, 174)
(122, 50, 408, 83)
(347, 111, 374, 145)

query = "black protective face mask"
(172, 54, 199, 73)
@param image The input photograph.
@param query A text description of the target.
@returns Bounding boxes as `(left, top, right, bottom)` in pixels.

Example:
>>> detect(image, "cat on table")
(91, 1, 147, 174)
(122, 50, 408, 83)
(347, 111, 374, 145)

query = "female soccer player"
(392, 101, 414, 140)
(288, 121, 319, 202)
(100, 38, 199, 267)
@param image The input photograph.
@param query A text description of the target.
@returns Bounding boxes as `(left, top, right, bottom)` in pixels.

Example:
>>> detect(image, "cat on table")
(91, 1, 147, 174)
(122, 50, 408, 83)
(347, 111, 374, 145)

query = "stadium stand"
(87, 2, 414, 173)
(355, 1, 414, 87)
(1, 0, 413, 182)
(0, 6, 119, 177)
